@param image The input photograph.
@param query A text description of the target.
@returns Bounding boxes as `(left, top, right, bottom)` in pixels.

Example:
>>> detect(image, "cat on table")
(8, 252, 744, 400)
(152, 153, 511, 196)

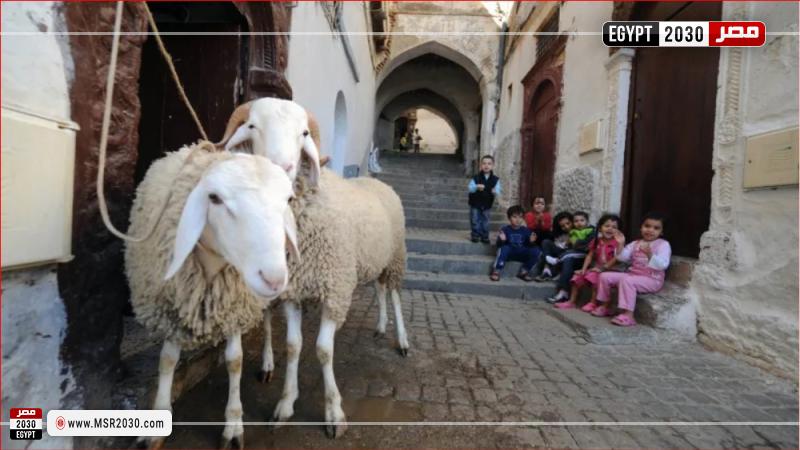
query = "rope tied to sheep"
(97, 1, 214, 242)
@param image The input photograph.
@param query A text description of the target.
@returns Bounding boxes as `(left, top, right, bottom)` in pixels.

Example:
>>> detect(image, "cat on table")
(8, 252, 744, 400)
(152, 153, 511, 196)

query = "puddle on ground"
(343, 397, 423, 422)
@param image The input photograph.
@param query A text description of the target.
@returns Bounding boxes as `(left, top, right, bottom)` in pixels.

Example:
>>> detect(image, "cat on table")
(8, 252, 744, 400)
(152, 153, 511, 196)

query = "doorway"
(135, 2, 248, 184)
(622, 2, 721, 257)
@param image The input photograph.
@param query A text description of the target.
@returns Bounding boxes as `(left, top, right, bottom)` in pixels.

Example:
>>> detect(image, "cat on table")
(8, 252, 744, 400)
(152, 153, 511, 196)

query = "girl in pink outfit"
(592, 212, 671, 327)
(555, 214, 622, 311)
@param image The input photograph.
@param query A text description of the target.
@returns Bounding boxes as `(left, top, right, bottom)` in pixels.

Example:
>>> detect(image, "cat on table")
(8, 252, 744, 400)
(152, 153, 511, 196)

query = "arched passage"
(376, 50, 482, 171)
(378, 89, 464, 155)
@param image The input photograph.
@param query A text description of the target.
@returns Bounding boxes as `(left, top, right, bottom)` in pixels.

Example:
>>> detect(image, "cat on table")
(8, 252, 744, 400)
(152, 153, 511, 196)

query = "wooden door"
(622, 2, 721, 257)
(135, 3, 247, 184)
(521, 80, 559, 207)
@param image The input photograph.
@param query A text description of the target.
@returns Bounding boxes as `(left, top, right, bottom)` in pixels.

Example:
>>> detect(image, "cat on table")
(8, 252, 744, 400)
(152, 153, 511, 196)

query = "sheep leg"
(391, 290, 410, 357)
(136, 340, 180, 450)
(373, 281, 388, 338)
(217, 332, 244, 448)
(272, 301, 301, 424)
(318, 311, 347, 438)
(258, 307, 274, 383)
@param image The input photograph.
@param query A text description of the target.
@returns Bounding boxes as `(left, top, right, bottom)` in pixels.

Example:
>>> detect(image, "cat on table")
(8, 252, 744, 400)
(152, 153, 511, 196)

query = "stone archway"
(376, 50, 482, 173)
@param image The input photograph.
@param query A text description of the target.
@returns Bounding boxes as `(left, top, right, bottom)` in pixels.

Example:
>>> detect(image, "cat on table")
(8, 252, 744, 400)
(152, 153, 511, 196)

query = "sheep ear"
(216, 101, 252, 148)
(284, 207, 300, 263)
(165, 184, 209, 280)
(304, 111, 322, 186)
(224, 125, 252, 152)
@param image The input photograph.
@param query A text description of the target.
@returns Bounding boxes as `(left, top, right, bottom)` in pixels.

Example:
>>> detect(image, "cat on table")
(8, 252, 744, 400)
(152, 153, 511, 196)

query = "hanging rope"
(96, 1, 213, 243)
(141, 2, 208, 141)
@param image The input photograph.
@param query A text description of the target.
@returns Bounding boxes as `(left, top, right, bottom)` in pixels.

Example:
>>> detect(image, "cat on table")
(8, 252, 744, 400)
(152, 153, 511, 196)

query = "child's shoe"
(590, 304, 614, 317)
(545, 255, 559, 265)
(489, 270, 500, 281)
(554, 301, 575, 309)
(534, 267, 552, 282)
(546, 290, 568, 304)
(471, 236, 479, 243)
(580, 302, 598, 313)
(481, 237, 490, 243)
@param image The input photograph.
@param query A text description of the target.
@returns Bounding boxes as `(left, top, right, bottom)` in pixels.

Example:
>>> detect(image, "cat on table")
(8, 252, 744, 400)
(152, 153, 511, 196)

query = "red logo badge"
(709, 21, 766, 47)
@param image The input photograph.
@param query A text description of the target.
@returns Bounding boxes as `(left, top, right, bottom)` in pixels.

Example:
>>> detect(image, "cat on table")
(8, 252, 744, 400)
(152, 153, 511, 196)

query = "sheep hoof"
(397, 347, 408, 357)
(373, 331, 385, 339)
(325, 422, 348, 439)
(219, 434, 243, 450)
(257, 369, 273, 383)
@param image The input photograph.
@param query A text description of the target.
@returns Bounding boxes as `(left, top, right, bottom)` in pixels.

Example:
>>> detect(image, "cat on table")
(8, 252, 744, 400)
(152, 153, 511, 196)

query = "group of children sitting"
(468, 155, 671, 327)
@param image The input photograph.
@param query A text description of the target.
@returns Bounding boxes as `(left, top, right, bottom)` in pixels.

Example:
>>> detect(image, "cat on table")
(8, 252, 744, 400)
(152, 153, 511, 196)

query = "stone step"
(409, 252, 511, 276)
(635, 283, 696, 337)
(406, 217, 505, 230)
(406, 228, 497, 256)
(403, 270, 554, 301)
(374, 175, 469, 189)
(404, 207, 501, 221)
(544, 305, 694, 344)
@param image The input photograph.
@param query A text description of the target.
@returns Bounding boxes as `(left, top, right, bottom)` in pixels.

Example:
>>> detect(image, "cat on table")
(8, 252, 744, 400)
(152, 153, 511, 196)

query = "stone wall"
(1, 3, 78, 448)
(692, 1, 799, 379)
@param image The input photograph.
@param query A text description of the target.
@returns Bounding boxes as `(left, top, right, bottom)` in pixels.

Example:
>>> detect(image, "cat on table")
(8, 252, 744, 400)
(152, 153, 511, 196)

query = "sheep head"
(165, 153, 299, 302)
(217, 98, 321, 186)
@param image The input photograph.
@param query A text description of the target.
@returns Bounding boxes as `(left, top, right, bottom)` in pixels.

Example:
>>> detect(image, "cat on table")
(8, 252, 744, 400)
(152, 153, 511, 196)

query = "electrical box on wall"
(578, 119, 605, 155)
(2, 107, 78, 269)
(743, 127, 799, 189)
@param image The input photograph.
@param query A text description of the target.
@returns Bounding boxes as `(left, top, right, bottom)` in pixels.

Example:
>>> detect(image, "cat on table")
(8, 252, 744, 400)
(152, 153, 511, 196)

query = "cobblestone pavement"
(167, 288, 799, 449)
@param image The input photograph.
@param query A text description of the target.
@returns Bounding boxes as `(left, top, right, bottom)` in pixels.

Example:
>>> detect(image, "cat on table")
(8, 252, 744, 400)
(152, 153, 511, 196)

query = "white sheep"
(124, 143, 298, 449)
(218, 100, 409, 438)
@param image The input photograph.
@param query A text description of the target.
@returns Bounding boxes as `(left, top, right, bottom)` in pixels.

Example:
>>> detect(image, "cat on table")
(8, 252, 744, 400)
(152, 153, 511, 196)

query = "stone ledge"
(635, 282, 697, 338)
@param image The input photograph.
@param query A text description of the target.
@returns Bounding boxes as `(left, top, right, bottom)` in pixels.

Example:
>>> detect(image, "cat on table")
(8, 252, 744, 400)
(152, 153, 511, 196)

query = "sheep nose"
(259, 270, 285, 292)
(282, 163, 294, 173)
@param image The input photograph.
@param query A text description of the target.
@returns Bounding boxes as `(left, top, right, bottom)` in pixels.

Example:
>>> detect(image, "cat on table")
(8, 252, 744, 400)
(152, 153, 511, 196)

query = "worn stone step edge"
(403, 270, 554, 300)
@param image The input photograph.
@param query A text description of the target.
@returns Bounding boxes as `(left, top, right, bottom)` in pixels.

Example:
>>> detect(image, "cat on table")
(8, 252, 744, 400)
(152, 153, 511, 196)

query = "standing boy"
(468, 155, 501, 243)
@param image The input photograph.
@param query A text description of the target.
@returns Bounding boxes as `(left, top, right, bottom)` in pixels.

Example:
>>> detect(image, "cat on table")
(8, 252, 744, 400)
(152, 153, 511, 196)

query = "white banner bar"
(658, 21, 710, 47)
(9, 418, 42, 430)
(46, 410, 172, 437)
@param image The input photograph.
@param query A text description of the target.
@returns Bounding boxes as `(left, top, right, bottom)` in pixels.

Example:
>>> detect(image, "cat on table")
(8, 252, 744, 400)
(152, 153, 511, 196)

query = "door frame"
(520, 55, 564, 207)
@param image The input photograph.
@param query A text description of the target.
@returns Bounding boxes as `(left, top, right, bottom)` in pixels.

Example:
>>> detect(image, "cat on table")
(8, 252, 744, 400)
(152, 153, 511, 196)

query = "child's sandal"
(591, 304, 613, 317)
(490, 271, 500, 281)
(580, 303, 598, 313)
(611, 314, 637, 327)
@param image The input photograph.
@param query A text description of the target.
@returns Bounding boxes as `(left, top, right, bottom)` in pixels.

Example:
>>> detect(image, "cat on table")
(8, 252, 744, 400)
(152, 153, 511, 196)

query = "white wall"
(1, 3, 76, 448)
(286, 2, 377, 176)
(693, 1, 799, 378)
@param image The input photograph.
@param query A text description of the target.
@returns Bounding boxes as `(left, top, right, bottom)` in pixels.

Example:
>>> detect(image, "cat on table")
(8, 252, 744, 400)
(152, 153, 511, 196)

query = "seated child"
(534, 211, 573, 281)
(524, 196, 553, 242)
(592, 212, 672, 327)
(546, 211, 596, 303)
(490, 205, 540, 282)
(554, 214, 622, 311)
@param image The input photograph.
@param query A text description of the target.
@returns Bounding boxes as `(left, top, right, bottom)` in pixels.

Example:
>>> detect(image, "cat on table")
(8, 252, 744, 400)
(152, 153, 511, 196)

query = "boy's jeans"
(494, 246, 541, 272)
(470, 207, 490, 240)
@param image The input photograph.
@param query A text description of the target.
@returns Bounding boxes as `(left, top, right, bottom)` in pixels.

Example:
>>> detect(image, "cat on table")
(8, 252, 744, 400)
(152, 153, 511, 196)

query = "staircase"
(374, 152, 553, 300)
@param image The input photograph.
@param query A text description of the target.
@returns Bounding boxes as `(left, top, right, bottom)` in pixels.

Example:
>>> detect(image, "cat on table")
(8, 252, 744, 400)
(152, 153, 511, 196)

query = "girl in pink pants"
(592, 213, 671, 327)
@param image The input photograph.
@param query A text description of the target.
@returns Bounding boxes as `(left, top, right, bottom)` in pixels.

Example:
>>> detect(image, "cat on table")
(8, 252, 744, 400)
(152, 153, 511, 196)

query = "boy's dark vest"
(468, 172, 499, 209)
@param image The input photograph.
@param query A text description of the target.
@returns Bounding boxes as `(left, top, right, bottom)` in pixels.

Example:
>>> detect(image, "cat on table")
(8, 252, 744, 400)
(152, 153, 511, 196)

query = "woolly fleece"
(125, 145, 264, 350)
(282, 168, 406, 325)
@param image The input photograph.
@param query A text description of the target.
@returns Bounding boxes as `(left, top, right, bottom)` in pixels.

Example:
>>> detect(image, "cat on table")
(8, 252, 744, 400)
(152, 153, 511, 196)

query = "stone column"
(602, 48, 635, 213)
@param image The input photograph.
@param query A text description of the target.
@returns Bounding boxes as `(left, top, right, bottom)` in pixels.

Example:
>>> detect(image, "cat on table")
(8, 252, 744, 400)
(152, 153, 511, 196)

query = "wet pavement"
(164, 287, 799, 449)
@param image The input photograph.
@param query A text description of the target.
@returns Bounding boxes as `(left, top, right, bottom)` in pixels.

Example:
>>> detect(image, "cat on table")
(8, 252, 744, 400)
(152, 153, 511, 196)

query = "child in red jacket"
(524, 196, 552, 242)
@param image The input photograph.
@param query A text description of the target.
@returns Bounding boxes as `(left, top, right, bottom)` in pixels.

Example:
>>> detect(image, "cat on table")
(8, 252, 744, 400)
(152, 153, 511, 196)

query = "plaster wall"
(415, 108, 457, 154)
(1, 1, 73, 121)
(287, 2, 377, 175)
(693, 1, 799, 378)
(1, 3, 77, 448)
(495, 2, 613, 216)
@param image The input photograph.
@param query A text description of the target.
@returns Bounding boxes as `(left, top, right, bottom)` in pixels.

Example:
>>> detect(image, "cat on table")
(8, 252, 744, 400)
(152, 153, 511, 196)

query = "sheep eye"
(302, 130, 309, 137)
(208, 193, 223, 205)
(248, 124, 255, 130)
